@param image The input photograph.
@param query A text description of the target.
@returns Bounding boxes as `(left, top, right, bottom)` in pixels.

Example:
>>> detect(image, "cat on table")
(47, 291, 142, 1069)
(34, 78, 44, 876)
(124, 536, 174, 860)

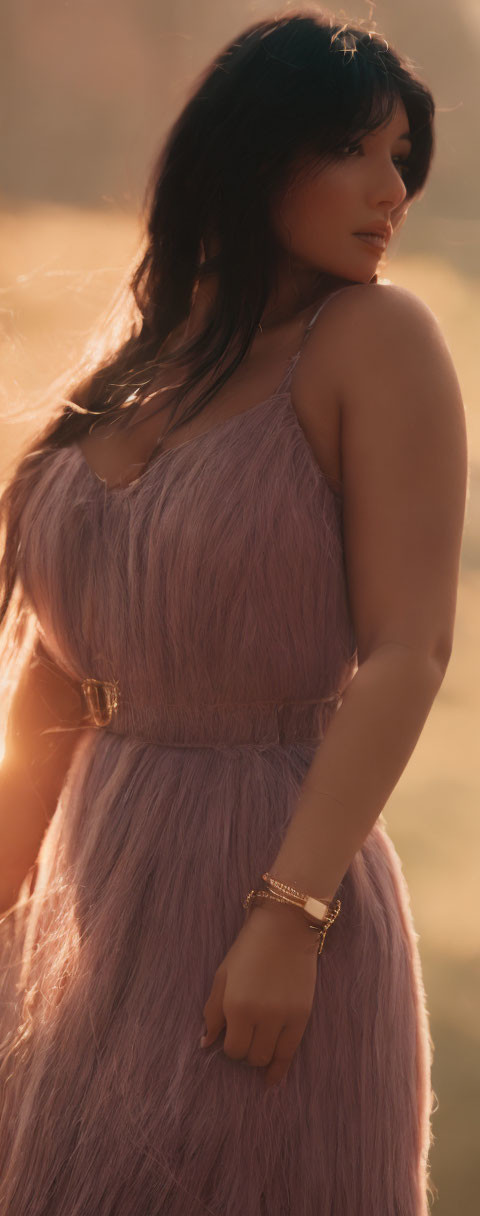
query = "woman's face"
(272, 97, 412, 283)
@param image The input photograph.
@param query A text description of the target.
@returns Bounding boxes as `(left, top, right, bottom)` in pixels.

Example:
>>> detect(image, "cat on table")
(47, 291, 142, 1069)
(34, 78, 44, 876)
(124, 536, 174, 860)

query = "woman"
(0, 9, 468, 1215)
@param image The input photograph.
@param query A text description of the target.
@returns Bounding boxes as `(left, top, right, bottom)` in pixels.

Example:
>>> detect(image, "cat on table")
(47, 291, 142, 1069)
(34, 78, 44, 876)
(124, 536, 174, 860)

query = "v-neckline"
(70, 290, 348, 497)
(72, 356, 299, 495)
(70, 370, 343, 503)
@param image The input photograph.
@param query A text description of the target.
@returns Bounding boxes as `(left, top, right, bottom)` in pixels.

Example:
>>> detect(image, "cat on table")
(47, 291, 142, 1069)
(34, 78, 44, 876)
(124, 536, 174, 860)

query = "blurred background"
(1, 1, 478, 1209)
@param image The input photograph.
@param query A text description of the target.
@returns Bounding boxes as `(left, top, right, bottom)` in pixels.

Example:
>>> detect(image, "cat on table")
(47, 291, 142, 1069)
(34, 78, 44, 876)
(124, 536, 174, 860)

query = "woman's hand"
(200, 901, 320, 1089)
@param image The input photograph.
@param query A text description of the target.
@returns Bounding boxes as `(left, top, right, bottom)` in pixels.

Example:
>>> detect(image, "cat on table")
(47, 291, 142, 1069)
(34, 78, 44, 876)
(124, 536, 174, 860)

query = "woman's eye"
(392, 157, 410, 177)
(342, 144, 409, 175)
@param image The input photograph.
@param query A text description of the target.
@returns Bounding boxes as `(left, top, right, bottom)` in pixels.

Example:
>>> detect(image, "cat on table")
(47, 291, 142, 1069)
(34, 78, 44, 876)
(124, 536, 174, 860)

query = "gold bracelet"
(242, 887, 341, 956)
(263, 871, 335, 927)
(243, 888, 323, 938)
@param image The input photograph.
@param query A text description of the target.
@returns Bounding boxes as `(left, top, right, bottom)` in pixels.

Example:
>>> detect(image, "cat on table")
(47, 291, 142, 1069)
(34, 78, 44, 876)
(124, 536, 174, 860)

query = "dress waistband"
(80, 679, 342, 748)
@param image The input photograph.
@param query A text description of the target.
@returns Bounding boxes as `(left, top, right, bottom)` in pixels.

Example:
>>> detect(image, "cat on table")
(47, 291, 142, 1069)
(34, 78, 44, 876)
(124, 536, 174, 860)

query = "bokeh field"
(1, 203, 479, 1213)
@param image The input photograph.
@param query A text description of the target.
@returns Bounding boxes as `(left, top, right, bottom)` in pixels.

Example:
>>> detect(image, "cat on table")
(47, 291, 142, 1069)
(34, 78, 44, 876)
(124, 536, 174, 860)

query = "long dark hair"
(0, 5, 435, 653)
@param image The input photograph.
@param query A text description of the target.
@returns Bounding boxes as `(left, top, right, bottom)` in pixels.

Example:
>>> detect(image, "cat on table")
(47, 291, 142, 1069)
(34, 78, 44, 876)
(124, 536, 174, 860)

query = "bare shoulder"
(291, 281, 459, 493)
(326, 280, 468, 515)
(312, 279, 445, 355)
(303, 279, 465, 431)
(329, 280, 465, 419)
(295, 281, 448, 411)
(328, 278, 436, 318)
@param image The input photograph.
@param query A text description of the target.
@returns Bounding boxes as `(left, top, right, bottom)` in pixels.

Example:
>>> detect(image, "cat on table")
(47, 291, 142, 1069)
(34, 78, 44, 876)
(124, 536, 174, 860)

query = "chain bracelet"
(242, 887, 341, 956)
(262, 872, 312, 903)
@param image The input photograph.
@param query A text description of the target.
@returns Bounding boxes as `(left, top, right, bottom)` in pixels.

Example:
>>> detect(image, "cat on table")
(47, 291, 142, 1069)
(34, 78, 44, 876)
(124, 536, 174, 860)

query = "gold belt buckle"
(81, 678, 119, 727)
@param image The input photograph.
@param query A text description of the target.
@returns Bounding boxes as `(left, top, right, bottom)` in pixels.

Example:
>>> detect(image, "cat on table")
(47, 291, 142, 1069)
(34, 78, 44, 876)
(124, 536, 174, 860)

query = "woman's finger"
(246, 1017, 285, 1068)
(201, 969, 227, 1046)
(264, 1016, 309, 1088)
(222, 1002, 256, 1060)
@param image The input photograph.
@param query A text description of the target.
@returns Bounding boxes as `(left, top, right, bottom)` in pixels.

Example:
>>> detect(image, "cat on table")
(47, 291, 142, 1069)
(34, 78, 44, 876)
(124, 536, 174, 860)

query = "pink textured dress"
(0, 291, 434, 1214)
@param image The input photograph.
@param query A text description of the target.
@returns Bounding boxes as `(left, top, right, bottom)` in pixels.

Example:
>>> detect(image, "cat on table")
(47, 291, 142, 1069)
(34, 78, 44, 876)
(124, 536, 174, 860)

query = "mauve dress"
(0, 291, 434, 1215)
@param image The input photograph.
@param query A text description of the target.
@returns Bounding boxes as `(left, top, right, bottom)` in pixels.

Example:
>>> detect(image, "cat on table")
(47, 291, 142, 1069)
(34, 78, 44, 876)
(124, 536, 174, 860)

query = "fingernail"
(199, 1034, 207, 1047)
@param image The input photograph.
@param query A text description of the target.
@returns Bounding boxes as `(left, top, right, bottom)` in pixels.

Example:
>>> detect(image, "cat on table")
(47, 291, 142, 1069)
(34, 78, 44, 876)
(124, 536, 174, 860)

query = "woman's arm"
(0, 635, 87, 914)
(269, 283, 468, 899)
(200, 284, 468, 1089)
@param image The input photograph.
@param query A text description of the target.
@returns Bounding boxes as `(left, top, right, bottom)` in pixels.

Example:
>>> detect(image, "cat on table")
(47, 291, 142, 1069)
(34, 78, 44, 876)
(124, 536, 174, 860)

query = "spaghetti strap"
(303, 279, 374, 345)
(276, 286, 354, 395)
(302, 285, 359, 341)
(304, 295, 338, 335)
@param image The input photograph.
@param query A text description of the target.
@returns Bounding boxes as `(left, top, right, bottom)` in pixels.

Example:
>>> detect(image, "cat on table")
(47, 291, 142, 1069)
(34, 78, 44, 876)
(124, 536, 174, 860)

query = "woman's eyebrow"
(369, 128, 413, 144)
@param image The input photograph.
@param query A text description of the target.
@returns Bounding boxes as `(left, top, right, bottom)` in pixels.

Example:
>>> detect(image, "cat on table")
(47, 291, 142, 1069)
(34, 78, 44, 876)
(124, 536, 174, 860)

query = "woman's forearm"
(269, 642, 447, 901)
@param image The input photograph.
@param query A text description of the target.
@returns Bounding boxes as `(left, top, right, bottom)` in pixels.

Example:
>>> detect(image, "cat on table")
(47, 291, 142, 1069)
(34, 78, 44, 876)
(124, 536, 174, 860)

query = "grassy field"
(1, 203, 479, 1212)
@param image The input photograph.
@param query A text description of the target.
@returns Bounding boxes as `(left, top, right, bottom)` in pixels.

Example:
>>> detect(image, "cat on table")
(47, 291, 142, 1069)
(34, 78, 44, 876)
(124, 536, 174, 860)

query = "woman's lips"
(354, 233, 387, 250)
